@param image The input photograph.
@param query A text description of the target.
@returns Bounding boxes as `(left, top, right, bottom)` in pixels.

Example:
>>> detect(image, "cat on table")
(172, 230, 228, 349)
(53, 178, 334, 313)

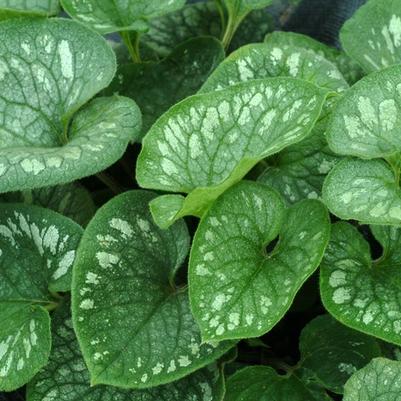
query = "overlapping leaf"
(0, 183, 95, 226)
(0, 0, 59, 18)
(343, 358, 401, 400)
(224, 366, 331, 401)
(106, 37, 224, 138)
(61, 0, 186, 34)
(28, 301, 227, 401)
(265, 31, 363, 84)
(320, 222, 401, 346)
(299, 315, 382, 394)
(189, 181, 330, 341)
(136, 78, 328, 228)
(0, 18, 141, 193)
(340, 0, 401, 73)
(72, 190, 234, 388)
(0, 203, 82, 390)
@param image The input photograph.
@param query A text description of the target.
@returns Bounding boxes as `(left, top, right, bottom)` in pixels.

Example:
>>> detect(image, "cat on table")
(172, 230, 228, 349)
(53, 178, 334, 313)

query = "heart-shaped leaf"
(326, 65, 401, 159)
(0, 18, 141, 193)
(323, 158, 401, 225)
(137, 78, 328, 228)
(189, 181, 330, 341)
(340, 0, 401, 73)
(0, 183, 95, 227)
(224, 366, 330, 401)
(0, 203, 83, 391)
(264, 31, 363, 85)
(61, 0, 186, 34)
(299, 314, 382, 394)
(27, 301, 227, 401)
(200, 42, 348, 93)
(72, 190, 234, 389)
(0, 0, 59, 18)
(106, 37, 224, 138)
(343, 358, 401, 401)
(320, 222, 401, 346)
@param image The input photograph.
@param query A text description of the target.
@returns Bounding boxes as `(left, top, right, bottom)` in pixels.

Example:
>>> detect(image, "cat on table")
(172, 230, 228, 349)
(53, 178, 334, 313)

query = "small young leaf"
(0, 0, 59, 18)
(107, 37, 224, 138)
(326, 65, 401, 159)
(189, 181, 330, 341)
(0, 303, 50, 392)
(136, 78, 328, 227)
(0, 203, 82, 390)
(72, 190, 234, 389)
(0, 18, 141, 193)
(200, 42, 348, 93)
(27, 301, 227, 401)
(323, 158, 401, 225)
(320, 222, 401, 346)
(61, 0, 186, 34)
(340, 0, 401, 73)
(265, 31, 363, 84)
(224, 366, 329, 401)
(343, 358, 401, 400)
(223, 0, 273, 20)
(0, 183, 95, 227)
(299, 314, 382, 394)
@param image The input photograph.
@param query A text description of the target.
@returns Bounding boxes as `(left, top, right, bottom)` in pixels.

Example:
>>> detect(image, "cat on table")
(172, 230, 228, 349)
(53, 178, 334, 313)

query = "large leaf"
(343, 358, 401, 400)
(189, 181, 330, 341)
(106, 37, 224, 138)
(265, 31, 363, 84)
(27, 301, 226, 401)
(0, 203, 83, 391)
(299, 314, 382, 394)
(320, 222, 401, 346)
(340, 0, 401, 73)
(72, 190, 234, 389)
(136, 78, 328, 228)
(0, 183, 95, 226)
(0, 18, 141, 193)
(224, 366, 329, 401)
(200, 42, 348, 93)
(61, 0, 186, 34)
(0, 0, 59, 18)
(322, 158, 401, 225)
(326, 65, 401, 159)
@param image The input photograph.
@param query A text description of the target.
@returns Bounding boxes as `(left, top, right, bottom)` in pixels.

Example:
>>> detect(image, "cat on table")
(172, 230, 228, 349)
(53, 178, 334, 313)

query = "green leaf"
(343, 358, 401, 400)
(143, 1, 272, 57)
(200, 42, 348, 93)
(136, 78, 328, 227)
(0, 203, 82, 390)
(0, 18, 141, 193)
(72, 190, 234, 389)
(189, 181, 330, 341)
(299, 314, 382, 394)
(106, 37, 224, 138)
(326, 65, 401, 159)
(0, 303, 50, 392)
(27, 301, 227, 401)
(320, 222, 401, 346)
(0, 0, 59, 18)
(340, 0, 401, 74)
(223, 0, 273, 20)
(224, 366, 329, 401)
(265, 31, 363, 85)
(61, 0, 186, 34)
(0, 183, 95, 227)
(322, 158, 401, 225)
(258, 125, 340, 205)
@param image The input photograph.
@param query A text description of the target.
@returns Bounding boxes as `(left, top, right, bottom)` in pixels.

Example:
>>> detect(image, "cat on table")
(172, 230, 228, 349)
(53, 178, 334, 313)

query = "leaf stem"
(96, 171, 123, 194)
(221, 7, 247, 49)
(44, 302, 59, 312)
(385, 153, 401, 187)
(121, 31, 142, 63)
(215, 0, 227, 34)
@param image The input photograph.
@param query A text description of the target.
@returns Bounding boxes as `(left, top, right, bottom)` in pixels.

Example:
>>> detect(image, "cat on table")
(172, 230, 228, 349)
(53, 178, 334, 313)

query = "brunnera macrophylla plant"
(2, 0, 401, 400)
